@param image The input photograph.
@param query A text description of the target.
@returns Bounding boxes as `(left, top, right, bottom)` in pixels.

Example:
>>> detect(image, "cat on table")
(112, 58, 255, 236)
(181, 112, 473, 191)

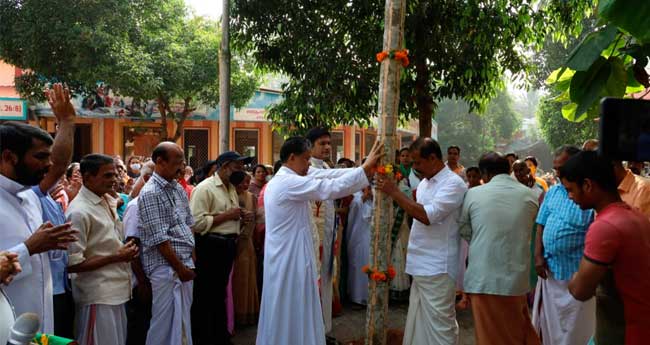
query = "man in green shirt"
(459, 152, 540, 345)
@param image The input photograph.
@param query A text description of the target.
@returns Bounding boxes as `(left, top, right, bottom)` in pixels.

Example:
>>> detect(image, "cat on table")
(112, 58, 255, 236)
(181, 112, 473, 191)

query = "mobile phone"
(599, 98, 650, 161)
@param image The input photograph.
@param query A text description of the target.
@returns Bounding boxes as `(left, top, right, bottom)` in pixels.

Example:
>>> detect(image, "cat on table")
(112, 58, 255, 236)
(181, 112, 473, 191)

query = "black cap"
(216, 151, 254, 168)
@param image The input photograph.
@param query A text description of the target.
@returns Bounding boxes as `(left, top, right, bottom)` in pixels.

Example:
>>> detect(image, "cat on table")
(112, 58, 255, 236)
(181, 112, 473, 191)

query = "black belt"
(203, 233, 238, 240)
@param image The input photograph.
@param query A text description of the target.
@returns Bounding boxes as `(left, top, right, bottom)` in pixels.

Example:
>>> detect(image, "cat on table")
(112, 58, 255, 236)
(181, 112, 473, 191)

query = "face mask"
(130, 163, 141, 171)
(229, 170, 247, 186)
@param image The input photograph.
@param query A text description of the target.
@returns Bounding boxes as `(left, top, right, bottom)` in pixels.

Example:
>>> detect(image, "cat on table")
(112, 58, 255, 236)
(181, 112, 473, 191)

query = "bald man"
(138, 142, 196, 345)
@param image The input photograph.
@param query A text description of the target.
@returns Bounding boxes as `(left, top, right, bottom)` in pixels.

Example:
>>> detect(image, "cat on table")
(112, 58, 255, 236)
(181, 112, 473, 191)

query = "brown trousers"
(469, 293, 541, 345)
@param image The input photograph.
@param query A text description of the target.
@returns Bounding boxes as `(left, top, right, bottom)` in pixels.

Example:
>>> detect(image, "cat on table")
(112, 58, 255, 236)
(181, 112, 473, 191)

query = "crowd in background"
(1, 84, 650, 345)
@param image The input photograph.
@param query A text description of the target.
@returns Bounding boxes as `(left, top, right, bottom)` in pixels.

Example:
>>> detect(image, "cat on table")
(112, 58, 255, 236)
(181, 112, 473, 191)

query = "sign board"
(0, 98, 27, 120)
(234, 108, 266, 121)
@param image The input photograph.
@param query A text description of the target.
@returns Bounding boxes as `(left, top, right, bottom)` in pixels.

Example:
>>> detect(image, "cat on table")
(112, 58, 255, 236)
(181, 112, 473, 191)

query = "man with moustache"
(0, 83, 78, 332)
(190, 150, 253, 345)
(139, 142, 197, 345)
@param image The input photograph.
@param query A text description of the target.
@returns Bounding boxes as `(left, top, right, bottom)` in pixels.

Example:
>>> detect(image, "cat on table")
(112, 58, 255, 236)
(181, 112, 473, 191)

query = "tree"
(536, 90, 599, 150)
(545, 0, 650, 122)
(436, 90, 522, 166)
(0, 0, 260, 141)
(232, 0, 592, 135)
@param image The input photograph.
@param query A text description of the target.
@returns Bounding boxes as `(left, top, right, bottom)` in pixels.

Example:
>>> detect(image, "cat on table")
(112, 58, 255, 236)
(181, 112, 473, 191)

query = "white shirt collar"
(0, 173, 29, 196)
(422, 166, 452, 184)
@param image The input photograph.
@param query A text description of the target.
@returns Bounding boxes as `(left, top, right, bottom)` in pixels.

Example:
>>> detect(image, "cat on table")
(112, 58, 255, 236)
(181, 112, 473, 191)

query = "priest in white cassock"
(305, 127, 337, 333)
(257, 137, 383, 345)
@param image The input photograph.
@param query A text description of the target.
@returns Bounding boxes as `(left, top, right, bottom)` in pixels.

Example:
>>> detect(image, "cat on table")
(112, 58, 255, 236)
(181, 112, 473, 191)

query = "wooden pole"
(365, 0, 407, 343)
(218, 0, 231, 154)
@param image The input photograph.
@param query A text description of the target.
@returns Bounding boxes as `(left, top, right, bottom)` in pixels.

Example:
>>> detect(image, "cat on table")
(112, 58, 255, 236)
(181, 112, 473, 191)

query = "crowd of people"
(1, 84, 650, 345)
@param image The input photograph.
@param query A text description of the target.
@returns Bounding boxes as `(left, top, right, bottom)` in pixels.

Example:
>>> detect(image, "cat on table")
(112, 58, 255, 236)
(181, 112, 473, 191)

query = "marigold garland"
(376, 49, 410, 67)
(362, 264, 397, 282)
(375, 164, 404, 182)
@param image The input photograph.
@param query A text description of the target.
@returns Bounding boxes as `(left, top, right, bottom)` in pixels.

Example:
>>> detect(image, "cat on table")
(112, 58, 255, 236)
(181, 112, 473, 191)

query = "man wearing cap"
(190, 151, 253, 345)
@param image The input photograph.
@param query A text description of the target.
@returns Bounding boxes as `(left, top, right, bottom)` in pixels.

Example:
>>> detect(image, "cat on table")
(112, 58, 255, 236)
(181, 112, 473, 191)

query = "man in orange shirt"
(613, 161, 650, 217)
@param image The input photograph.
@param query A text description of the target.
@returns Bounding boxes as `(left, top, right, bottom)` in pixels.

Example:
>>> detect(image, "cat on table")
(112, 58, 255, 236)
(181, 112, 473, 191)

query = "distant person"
(506, 153, 519, 171)
(524, 156, 549, 192)
(582, 139, 599, 151)
(446, 146, 466, 180)
(466, 166, 482, 189)
(561, 151, 650, 345)
(249, 164, 268, 198)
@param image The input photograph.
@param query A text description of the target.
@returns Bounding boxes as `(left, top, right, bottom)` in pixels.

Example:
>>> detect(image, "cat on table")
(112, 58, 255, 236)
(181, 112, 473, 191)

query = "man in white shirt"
(257, 137, 383, 345)
(0, 84, 77, 332)
(377, 137, 467, 345)
(66, 154, 138, 345)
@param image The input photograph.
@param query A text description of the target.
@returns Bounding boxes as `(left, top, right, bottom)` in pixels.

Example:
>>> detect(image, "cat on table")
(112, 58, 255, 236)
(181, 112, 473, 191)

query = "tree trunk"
(157, 97, 169, 142)
(415, 61, 434, 137)
(219, 0, 231, 154)
(172, 98, 194, 142)
(365, 0, 407, 344)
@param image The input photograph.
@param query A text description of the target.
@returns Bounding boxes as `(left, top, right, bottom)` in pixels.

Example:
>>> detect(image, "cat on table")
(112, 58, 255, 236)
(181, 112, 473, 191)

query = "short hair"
(253, 164, 267, 175)
(280, 136, 312, 162)
(0, 122, 53, 158)
(399, 147, 410, 155)
(66, 162, 80, 179)
(409, 137, 443, 160)
(505, 153, 518, 159)
(524, 156, 538, 167)
(559, 151, 618, 194)
(478, 152, 510, 176)
(273, 160, 283, 174)
(151, 142, 172, 162)
(466, 166, 480, 175)
(337, 157, 355, 167)
(554, 145, 581, 158)
(305, 127, 331, 144)
(447, 146, 461, 154)
(80, 154, 115, 177)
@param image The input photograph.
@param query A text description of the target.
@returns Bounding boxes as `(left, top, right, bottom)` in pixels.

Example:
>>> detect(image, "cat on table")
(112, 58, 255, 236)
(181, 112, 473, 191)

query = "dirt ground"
(232, 301, 476, 345)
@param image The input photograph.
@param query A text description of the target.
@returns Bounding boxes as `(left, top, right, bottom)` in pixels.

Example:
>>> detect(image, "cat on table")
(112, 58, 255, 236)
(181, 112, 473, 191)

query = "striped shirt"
(138, 173, 195, 275)
(536, 184, 594, 280)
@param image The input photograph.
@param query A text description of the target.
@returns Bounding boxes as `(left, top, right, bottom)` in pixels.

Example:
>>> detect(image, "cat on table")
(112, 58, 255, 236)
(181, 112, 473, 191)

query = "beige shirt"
(190, 173, 241, 235)
(619, 169, 650, 218)
(66, 186, 131, 306)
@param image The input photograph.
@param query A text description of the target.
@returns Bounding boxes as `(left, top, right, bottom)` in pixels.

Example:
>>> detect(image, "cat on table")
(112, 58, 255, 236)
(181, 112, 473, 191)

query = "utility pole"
(365, 0, 407, 343)
(219, 0, 231, 153)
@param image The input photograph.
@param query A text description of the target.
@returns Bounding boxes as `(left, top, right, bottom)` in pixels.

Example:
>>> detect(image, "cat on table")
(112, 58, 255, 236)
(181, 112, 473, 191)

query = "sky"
(185, 0, 222, 19)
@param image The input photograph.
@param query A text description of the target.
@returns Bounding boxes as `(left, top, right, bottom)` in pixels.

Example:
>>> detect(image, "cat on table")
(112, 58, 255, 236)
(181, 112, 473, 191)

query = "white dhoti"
(75, 303, 127, 345)
(146, 265, 193, 345)
(403, 274, 459, 345)
(532, 276, 595, 345)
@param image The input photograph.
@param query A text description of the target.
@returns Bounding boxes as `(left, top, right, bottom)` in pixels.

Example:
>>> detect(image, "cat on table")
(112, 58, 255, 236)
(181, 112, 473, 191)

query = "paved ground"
(232, 301, 476, 345)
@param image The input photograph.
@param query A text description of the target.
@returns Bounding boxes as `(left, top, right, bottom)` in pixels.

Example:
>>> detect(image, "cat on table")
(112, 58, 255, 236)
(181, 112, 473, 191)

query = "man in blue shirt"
(532, 146, 596, 345)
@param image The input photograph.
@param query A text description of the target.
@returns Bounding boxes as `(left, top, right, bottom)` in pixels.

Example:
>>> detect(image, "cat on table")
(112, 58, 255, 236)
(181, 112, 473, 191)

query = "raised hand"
(46, 83, 76, 123)
(24, 222, 78, 255)
(361, 140, 385, 175)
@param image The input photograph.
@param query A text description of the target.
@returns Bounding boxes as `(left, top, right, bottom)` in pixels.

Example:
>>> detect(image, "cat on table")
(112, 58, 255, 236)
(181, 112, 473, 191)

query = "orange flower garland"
(363, 265, 397, 282)
(376, 49, 410, 67)
(375, 164, 404, 182)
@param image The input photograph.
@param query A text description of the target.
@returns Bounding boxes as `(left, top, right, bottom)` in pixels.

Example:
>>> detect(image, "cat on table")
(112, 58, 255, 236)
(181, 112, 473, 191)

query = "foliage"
(232, 0, 593, 135)
(0, 0, 260, 141)
(536, 90, 599, 149)
(546, 0, 650, 122)
(435, 90, 522, 166)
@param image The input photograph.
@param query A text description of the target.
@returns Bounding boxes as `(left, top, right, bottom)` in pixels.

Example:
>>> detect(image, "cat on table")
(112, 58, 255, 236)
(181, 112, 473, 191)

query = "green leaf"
(625, 66, 646, 94)
(566, 25, 618, 71)
(546, 68, 576, 91)
(604, 57, 627, 98)
(599, 0, 650, 44)
(569, 56, 611, 118)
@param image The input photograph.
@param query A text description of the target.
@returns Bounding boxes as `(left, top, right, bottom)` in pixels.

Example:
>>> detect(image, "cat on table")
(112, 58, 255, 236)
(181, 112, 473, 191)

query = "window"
(331, 131, 344, 163)
(234, 129, 259, 165)
(184, 129, 209, 170)
(272, 130, 285, 164)
(355, 132, 361, 164)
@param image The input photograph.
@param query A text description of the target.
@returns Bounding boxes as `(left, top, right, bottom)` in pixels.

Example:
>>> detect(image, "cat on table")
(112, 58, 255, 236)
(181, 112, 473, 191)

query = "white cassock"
(257, 166, 369, 345)
(0, 175, 53, 333)
(346, 192, 372, 305)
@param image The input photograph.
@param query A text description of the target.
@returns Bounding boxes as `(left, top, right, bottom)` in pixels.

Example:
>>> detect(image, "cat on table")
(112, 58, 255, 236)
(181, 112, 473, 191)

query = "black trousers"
(126, 286, 152, 345)
(53, 291, 75, 339)
(191, 234, 238, 345)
